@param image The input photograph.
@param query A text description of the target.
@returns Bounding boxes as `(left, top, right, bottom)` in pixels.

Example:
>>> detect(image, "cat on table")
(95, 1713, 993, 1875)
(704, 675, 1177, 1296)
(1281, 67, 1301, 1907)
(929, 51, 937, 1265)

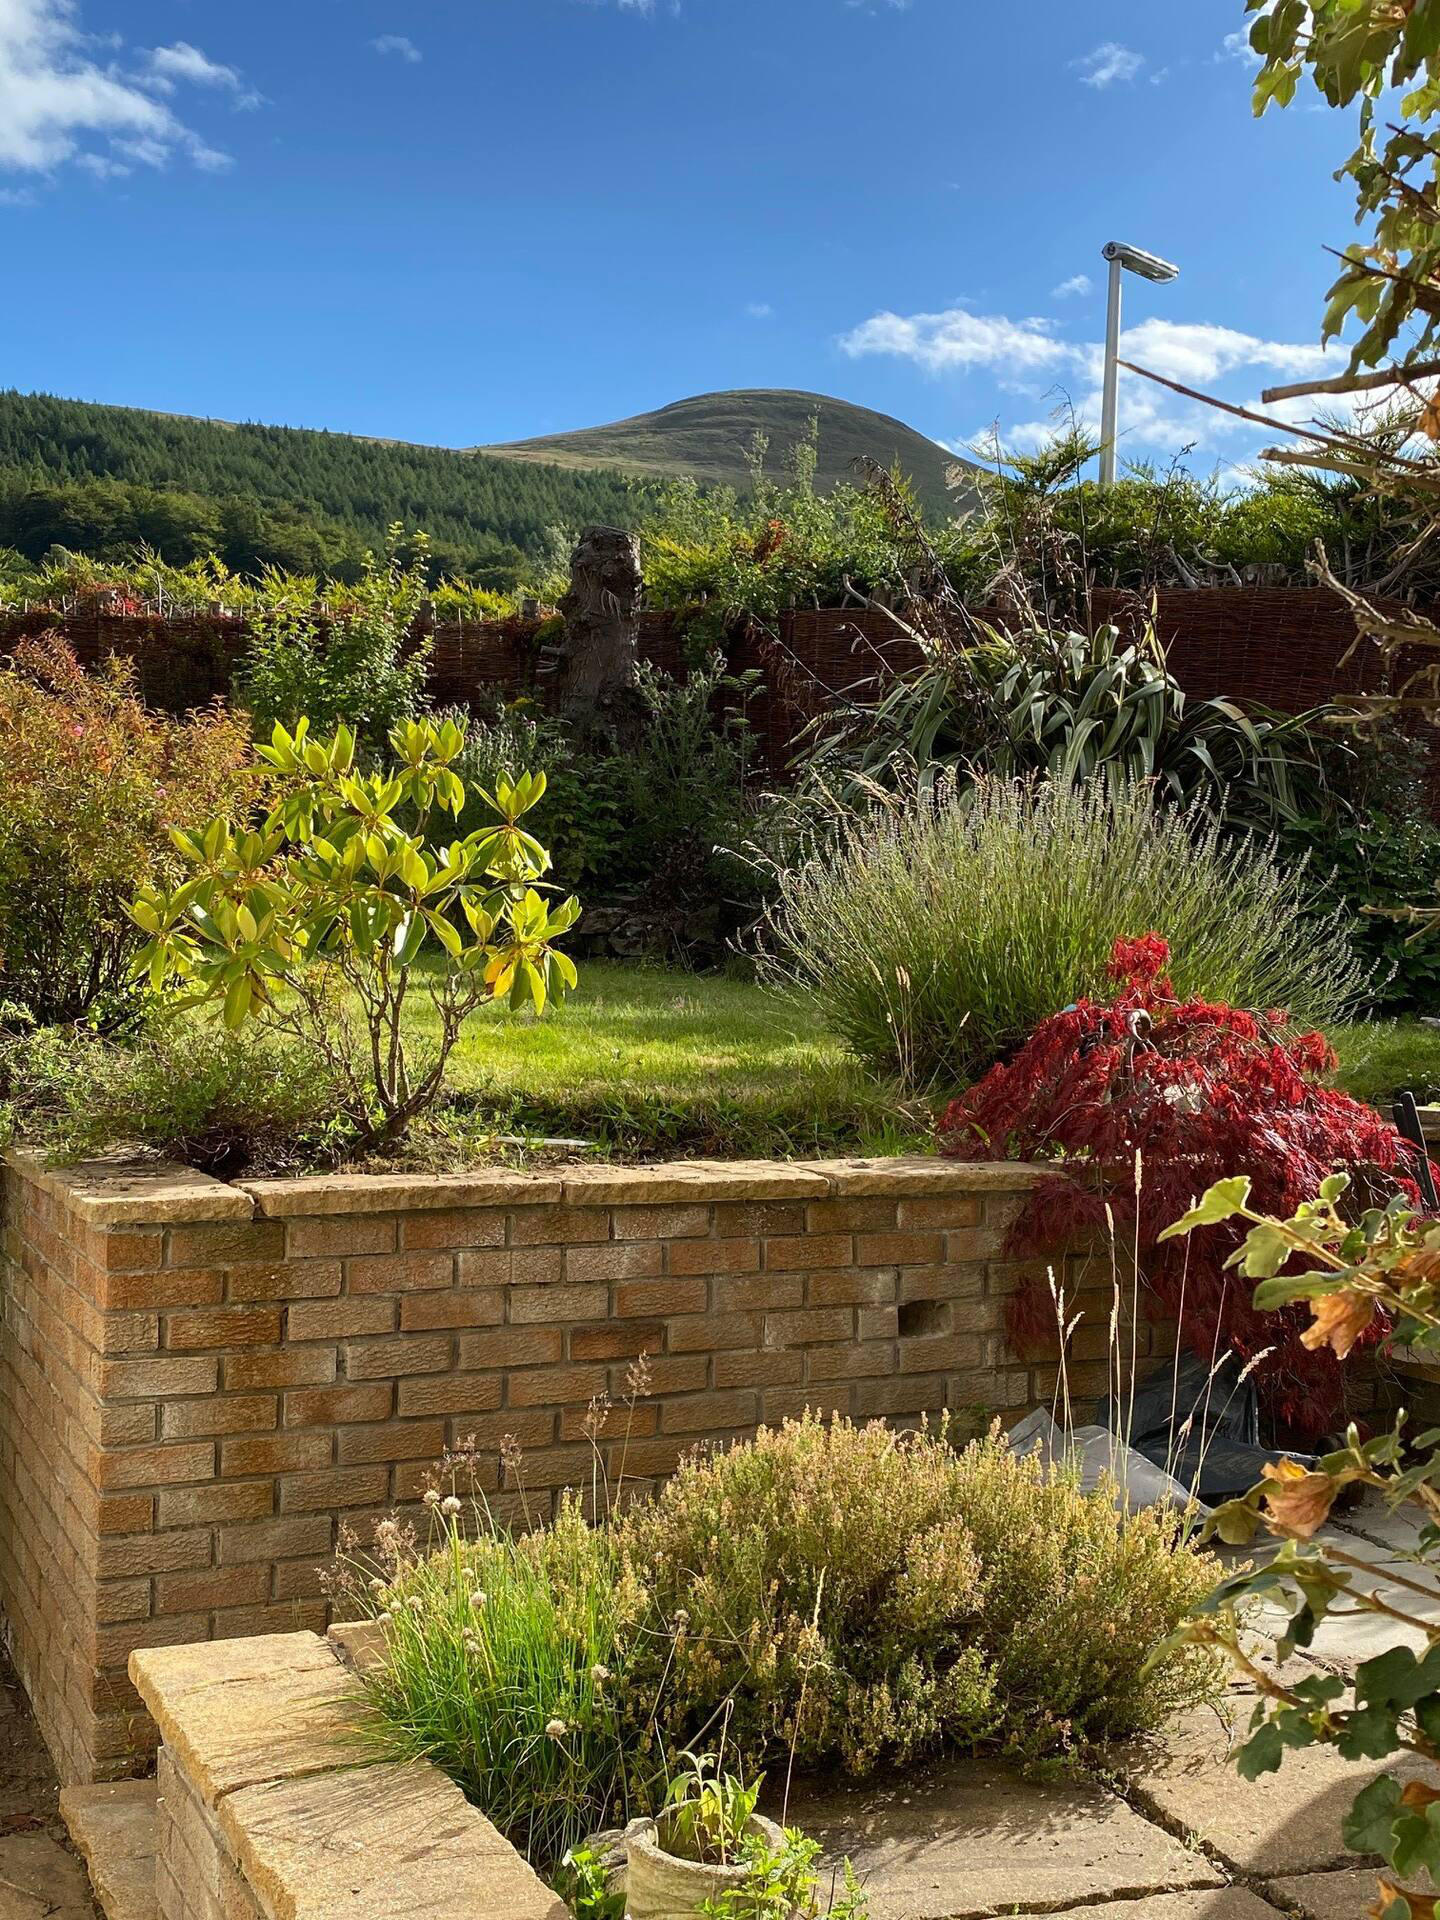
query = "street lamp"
(1098, 240, 1179, 486)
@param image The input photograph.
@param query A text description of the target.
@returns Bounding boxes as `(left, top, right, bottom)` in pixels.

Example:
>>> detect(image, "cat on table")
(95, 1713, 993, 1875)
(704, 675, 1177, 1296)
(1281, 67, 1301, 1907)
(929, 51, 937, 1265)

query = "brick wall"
(0, 1149, 1159, 1785)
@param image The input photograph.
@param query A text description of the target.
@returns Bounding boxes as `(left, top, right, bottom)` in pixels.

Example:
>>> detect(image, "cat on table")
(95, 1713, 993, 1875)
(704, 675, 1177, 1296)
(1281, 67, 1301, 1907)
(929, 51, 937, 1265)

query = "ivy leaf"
(1237, 1719, 1286, 1779)
(1345, 1775, 1404, 1857)
(1336, 1703, 1403, 1762)
(1357, 1646, 1440, 1711)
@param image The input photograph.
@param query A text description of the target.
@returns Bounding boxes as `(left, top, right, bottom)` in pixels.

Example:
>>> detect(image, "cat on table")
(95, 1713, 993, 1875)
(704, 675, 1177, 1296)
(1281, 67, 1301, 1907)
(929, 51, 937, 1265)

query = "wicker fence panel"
(0, 588, 1410, 767)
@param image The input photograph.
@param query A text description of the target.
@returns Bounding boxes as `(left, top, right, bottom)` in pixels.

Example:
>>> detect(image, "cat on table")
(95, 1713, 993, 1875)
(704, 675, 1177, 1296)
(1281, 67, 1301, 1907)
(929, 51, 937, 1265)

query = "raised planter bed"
(63, 1625, 563, 1920)
(0, 1147, 1153, 1785)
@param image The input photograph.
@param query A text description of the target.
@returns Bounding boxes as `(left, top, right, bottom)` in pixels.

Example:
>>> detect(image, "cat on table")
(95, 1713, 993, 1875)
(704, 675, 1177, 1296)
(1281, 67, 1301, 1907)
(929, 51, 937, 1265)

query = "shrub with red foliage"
(938, 933, 1431, 1439)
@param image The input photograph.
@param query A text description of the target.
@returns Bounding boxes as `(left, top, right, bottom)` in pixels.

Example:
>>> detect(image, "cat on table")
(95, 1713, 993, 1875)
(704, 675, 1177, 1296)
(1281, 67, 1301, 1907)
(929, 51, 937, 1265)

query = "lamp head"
(1102, 240, 1179, 284)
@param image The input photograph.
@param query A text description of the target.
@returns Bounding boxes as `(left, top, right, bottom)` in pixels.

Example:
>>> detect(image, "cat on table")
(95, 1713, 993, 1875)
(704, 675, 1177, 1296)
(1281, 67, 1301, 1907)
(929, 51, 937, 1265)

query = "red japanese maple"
(938, 934, 1429, 1439)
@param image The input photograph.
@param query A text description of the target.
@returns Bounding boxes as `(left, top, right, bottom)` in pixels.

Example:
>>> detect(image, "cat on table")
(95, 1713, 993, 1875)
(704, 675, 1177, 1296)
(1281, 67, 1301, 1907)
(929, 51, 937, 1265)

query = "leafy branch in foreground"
(131, 713, 580, 1146)
(1160, 1171, 1440, 1920)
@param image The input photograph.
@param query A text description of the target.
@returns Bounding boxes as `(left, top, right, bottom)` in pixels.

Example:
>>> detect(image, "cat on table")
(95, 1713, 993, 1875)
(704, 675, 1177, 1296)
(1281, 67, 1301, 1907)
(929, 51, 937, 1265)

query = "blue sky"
(0, 0, 1363, 476)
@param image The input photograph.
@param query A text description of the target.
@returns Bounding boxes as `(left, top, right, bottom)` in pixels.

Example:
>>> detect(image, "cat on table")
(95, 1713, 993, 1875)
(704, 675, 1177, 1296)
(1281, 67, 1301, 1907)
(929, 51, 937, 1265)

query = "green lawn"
(1327, 1019, 1440, 1111)
(374, 966, 1440, 1160)
(414, 962, 927, 1158)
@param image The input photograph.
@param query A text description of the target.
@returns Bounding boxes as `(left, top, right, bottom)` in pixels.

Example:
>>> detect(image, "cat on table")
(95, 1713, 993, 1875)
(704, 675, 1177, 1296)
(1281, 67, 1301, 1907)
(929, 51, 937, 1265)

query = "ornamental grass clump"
(331, 1470, 639, 1870)
(761, 776, 1370, 1088)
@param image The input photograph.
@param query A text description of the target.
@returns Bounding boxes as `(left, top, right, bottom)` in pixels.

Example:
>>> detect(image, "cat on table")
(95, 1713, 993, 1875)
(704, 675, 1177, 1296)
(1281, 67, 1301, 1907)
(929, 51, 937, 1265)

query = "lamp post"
(1098, 240, 1180, 486)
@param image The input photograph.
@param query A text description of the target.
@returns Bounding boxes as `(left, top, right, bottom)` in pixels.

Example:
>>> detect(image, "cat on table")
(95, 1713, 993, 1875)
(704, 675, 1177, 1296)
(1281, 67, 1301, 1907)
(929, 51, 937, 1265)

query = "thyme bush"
(336, 1415, 1220, 1868)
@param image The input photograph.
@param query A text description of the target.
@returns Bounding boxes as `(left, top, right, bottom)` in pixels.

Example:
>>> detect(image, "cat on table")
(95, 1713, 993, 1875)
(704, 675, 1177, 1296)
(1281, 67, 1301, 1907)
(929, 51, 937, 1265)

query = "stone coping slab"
(239, 1157, 1046, 1216)
(781, 1755, 1221, 1920)
(14, 1147, 1053, 1225)
(220, 1761, 567, 1920)
(128, 1630, 563, 1920)
(3, 1149, 252, 1226)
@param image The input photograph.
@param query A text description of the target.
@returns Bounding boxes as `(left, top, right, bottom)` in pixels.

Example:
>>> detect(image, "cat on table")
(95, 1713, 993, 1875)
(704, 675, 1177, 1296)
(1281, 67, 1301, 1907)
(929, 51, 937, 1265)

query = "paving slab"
(1045, 1895, 1277, 1920)
(0, 1831, 98, 1919)
(1218, 1528, 1440, 1672)
(1333, 1493, 1427, 1556)
(59, 1782, 156, 1920)
(0, 1646, 97, 1919)
(781, 1758, 1221, 1920)
(1120, 1698, 1430, 1876)
(1263, 1867, 1383, 1920)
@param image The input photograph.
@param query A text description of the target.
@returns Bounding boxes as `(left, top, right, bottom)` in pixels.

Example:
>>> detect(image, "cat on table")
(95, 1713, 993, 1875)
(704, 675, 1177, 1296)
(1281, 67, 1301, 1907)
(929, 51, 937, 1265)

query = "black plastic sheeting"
(1097, 1352, 1316, 1504)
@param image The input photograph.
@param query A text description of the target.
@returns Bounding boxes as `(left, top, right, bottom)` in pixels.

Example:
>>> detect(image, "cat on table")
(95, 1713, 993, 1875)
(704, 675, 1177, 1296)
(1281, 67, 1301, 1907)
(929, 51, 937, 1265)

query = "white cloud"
(144, 42, 261, 108)
(74, 147, 125, 178)
(839, 307, 1071, 375)
(746, 301, 773, 319)
(1073, 42, 1144, 88)
(573, 0, 686, 17)
(370, 34, 422, 63)
(1052, 274, 1092, 300)
(0, 0, 250, 177)
(1220, 27, 1262, 66)
(840, 299, 1346, 464)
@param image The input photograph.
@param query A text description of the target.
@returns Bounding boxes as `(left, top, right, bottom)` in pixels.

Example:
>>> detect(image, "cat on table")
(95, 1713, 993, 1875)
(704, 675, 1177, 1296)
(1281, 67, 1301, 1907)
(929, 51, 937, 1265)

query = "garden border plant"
(1162, 1172, 1440, 1920)
(132, 710, 580, 1147)
(940, 930, 1426, 1439)
(331, 1409, 1222, 1891)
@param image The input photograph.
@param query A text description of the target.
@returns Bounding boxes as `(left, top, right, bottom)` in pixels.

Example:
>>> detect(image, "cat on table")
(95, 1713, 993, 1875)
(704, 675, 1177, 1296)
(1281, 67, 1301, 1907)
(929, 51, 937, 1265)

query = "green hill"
(483, 388, 975, 516)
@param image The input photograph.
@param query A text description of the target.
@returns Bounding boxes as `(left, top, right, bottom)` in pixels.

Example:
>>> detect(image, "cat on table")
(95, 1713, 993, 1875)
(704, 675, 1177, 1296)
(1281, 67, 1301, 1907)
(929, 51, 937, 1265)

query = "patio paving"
(0, 1648, 97, 1920)
(782, 1758, 1223, 1920)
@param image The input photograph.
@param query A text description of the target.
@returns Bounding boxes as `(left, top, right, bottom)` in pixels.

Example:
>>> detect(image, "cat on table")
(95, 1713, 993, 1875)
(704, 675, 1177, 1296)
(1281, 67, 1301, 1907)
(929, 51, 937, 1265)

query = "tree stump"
(553, 526, 644, 725)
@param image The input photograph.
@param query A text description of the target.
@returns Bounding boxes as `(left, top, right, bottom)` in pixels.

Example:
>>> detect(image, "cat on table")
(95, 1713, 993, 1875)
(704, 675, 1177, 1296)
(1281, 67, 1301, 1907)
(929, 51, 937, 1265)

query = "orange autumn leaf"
(1369, 1878, 1438, 1920)
(1400, 1781, 1440, 1811)
(1421, 390, 1440, 443)
(1396, 1249, 1440, 1290)
(1260, 1457, 1340, 1540)
(1300, 1289, 1375, 1360)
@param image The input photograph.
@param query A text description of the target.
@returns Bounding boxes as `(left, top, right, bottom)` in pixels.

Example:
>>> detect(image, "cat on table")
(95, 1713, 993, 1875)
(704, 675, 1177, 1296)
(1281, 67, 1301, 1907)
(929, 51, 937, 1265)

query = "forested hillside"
(0, 391, 655, 587)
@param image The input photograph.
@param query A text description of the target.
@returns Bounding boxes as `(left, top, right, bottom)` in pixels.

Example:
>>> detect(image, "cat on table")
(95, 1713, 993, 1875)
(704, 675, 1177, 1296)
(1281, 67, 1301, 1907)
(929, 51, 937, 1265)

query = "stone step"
(58, 1780, 156, 1920)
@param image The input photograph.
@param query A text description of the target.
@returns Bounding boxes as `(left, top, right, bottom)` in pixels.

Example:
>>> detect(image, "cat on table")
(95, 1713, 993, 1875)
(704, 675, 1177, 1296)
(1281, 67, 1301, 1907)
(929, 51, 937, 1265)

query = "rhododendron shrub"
(0, 635, 254, 1028)
(938, 933, 1432, 1438)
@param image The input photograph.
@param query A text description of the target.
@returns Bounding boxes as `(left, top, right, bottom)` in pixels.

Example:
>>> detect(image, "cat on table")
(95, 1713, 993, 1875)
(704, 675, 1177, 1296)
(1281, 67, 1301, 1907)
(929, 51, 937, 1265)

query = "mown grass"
(403, 967, 1440, 1161)
(1328, 1019, 1440, 1111)
(412, 961, 928, 1159)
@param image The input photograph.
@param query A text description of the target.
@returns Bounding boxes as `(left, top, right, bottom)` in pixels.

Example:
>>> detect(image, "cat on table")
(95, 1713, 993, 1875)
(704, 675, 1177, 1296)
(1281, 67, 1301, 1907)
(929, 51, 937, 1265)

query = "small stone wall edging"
(128, 1626, 563, 1920)
(0, 1147, 1157, 1785)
